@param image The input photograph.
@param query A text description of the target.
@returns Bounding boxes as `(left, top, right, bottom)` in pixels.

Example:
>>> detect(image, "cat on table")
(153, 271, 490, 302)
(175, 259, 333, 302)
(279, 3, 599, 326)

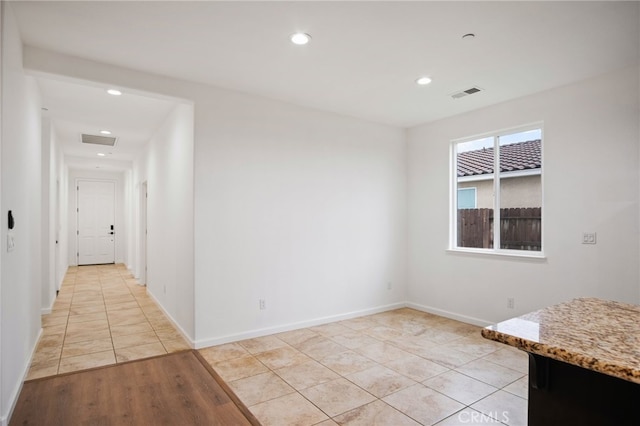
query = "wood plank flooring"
(11, 350, 260, 426)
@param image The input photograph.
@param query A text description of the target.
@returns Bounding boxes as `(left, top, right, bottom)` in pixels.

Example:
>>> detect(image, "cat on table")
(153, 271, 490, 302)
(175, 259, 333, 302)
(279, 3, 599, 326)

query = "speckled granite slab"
(481, 298, 640, 384)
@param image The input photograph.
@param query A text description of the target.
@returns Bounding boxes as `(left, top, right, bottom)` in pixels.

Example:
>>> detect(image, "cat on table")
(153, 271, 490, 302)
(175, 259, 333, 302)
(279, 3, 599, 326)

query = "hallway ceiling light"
(290, 32, 311, 45)
(97, 153, 106, 156)
(416, 76, 432, 86)
(100, 130, 111, 135)
(106, 89, 122, 96)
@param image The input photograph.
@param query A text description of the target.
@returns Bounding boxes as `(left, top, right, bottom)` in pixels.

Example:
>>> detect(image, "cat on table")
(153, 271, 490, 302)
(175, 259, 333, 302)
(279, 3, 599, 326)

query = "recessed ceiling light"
(106, 89, 122, 96)
(290, 32, 311, 45)
(100, 130, 111, 135)
(462, 33, 475, 40)
(416, 76, 432, 86)
(97, 153, 106, 157)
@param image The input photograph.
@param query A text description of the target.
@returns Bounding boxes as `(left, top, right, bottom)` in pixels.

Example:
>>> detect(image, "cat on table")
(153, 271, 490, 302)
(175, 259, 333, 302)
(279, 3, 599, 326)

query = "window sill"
(446, 248, 547, 262)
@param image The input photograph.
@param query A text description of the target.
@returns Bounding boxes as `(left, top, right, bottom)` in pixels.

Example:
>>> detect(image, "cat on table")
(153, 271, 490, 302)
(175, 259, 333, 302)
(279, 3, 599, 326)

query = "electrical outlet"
(582, 232, 597, 244)
(259, 299, 266, 310)
(507, 298, 515, 309)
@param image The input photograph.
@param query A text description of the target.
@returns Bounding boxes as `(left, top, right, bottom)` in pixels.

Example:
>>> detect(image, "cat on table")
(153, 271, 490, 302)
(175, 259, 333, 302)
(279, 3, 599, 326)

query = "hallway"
(27, 264, 190, 380)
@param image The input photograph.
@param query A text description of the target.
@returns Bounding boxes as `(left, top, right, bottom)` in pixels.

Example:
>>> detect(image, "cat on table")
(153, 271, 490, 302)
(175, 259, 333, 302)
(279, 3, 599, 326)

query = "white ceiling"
(10, 1, 640, 165)
(37, 78, 178, 169)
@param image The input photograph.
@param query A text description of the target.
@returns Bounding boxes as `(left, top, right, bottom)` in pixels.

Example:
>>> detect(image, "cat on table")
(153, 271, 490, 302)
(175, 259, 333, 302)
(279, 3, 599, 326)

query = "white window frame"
(449, 123, 545, 259)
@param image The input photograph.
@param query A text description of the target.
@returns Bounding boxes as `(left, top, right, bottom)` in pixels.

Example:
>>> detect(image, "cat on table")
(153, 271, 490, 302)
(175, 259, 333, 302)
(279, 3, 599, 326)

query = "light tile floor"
(28, 264, 190, 380)
(199, 308, 529, 426)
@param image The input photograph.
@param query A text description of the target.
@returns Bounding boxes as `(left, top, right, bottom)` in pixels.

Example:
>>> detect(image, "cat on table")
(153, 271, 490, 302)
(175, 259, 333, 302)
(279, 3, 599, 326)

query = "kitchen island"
(482, 298, 640, 426)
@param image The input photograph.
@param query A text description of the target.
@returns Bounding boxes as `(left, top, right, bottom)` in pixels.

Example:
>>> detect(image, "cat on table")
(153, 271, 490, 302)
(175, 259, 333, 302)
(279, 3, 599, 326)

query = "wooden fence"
(457, 207, 541, 251)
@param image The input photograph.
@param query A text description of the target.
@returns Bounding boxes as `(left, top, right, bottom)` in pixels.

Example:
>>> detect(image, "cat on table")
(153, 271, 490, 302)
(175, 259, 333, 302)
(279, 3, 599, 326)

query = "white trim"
(145, 289, 195, 349)
(446, 247, 547, 261)
(458, 168, 541, 183)
(41, 296, 55, 315)
(194, 302, 407, 349)
(406, 302, 493, 327)
(2, 328, 44, 425)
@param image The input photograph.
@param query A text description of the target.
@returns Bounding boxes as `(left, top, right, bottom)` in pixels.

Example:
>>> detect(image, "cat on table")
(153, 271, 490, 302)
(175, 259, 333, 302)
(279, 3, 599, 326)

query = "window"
(457, 188, 477, 209)
(452, 125, 542, 253)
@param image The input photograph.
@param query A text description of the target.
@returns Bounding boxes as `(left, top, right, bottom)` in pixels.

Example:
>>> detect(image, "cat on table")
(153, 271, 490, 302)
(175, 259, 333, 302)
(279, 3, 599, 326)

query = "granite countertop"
(481, 297, 640, 384)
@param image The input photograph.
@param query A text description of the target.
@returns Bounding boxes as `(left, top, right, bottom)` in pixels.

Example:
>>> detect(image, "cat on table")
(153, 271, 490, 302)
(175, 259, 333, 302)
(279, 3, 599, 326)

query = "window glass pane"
(457, 188, 476, 209)
(456, 138, 494, 248)
(498, 129, 542, 251)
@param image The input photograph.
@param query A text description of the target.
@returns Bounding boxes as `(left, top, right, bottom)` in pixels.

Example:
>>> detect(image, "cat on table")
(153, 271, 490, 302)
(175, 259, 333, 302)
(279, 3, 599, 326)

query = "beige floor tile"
(300, 378, 376, 417)
(62, 338, 114, 358)
(441, 335, 502, 358)
(482, 348, 529, 374)
(346, 365, 417, 398)
(32, 344, 62, 363)
(383, 384, 465, 426)
(455, 358, 524, 388)
(274, 360, 340, 390)
(503, 376, 528, 399)
(329, 331, 380, 350)
(67, 312, 108, 324)
(229, 371, 296, 406)
(319, 350, 378, 376)
(112, 331, 161, 350)
(212, 355, 269, 382)
(154, 328, 183, 341)
(110, 322, 153, 337)
(249, 392, 328, 426)
(309, 322, 352, 337)
(115, 342, 166, 362)
(26, 358, 59, 380)
(238, 335, 287, 354)
(106, 300, 140, 312)
(161, 338, 190, 353)
(435, 408, 505, 426)
(199, 342, 249, 364)
(275, 328, 320, 346)
(69, 305, 106, 316)
(64, 327, 112, 344)
(355, 342, 412, 364)
(333, 400, 421, 426)
(297, 336, 349, 360)
(471, 390, 528, 426)
(148, 317, 175, 331)
(410, 344, 480, 369)
(58, 350, 116, 374)
(42, 314, 69, 327)
(254, 346, 311, 370)
(363, 326, 407, 341)
(65, 319, 109, 334)
(424, 370, 498, 405)
(338, 316, 378, 331)
(385, 354, 449, 381)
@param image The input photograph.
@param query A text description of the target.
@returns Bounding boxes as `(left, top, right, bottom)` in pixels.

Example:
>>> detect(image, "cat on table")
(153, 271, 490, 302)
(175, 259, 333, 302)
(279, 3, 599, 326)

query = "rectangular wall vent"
(81, 134, 117, 146)
(451, 86, 483, 99)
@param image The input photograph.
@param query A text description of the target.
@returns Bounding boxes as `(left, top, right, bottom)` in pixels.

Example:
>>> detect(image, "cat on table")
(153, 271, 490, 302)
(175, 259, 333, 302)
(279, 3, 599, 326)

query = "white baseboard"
(2, 328, 44, 425)
(194, 302, 407, 349)
(145, 290, 195, 349)
(406, 302, 493, 327)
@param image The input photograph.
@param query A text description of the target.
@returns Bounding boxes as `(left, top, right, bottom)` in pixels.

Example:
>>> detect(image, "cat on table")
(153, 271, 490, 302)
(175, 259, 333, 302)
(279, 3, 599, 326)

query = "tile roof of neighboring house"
(457, 139, 541, 177)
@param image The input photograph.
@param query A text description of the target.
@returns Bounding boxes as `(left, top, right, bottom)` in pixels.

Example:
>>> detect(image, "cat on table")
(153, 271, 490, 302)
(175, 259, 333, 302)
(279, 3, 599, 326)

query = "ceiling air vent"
(451, 86, 483, 99)
(81, 134, 117, 147)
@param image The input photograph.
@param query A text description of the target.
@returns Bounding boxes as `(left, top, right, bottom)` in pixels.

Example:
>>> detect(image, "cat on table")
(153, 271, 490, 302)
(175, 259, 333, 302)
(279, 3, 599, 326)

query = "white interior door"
(77, 180, 115, 265)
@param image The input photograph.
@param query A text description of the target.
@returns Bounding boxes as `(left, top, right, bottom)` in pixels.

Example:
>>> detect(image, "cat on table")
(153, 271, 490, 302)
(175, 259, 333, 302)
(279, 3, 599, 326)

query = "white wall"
(23, 48, 408, 347)
(193, 92, 407, 346)
(66, 169, 126, 266)
(132, 103, 194, 341)
(0, 3, 43, 424)
(407, 66, 640, 325)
